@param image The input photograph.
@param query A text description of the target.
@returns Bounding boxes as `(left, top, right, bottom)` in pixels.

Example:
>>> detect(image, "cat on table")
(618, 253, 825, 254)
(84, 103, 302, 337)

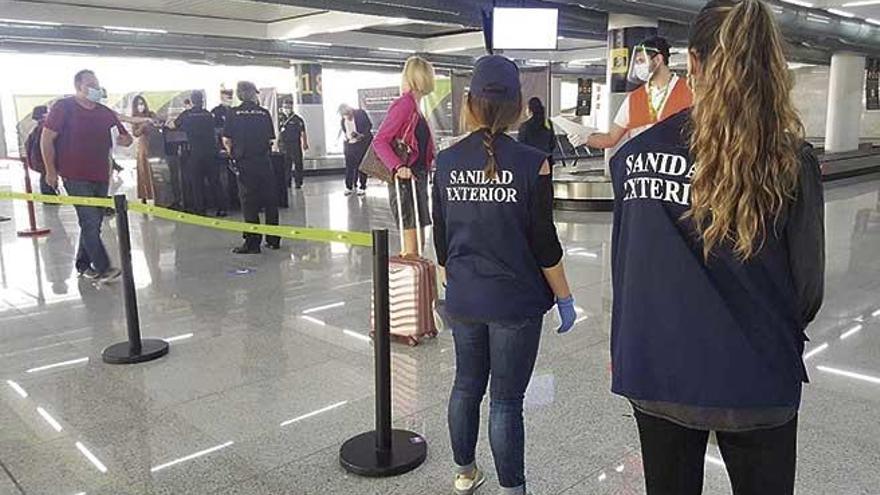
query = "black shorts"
(389, 169, 431, 230)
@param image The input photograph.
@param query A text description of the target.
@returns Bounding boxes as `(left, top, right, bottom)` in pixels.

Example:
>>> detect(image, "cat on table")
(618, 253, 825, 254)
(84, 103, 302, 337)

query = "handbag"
(359, 113, 414, 184)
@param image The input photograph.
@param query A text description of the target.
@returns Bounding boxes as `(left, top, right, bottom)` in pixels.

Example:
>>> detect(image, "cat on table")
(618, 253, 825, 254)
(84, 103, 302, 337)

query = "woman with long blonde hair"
(374, 56, 437, 255)
(608, 1, 825, 493)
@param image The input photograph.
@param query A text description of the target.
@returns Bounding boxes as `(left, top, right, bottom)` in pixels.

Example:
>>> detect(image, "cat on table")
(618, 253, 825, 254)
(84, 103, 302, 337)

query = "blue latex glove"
(556, 295, 577, 334)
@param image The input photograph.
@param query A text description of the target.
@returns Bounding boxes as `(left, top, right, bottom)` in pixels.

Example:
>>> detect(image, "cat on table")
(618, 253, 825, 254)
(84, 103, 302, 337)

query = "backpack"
(25, 124, 45, 174)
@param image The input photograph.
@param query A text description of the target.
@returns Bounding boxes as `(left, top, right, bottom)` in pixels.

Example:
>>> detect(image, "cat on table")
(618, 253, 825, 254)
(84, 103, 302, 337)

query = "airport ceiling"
(0, 0, 879, 70)
(26, 0, 323, 23)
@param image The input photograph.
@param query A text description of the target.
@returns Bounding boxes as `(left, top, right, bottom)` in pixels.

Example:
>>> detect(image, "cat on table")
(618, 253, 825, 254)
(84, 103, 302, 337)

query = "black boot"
(232, 244, 261, 255)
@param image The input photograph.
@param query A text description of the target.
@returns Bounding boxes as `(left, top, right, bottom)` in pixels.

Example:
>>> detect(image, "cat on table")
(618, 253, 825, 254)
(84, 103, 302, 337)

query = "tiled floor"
(1, 163, 879, 495)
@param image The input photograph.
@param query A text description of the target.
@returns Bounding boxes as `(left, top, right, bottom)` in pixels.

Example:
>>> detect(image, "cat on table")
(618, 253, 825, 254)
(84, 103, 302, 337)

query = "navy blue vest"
(435, 133, 554, 321)
(610, 110, 808, 408)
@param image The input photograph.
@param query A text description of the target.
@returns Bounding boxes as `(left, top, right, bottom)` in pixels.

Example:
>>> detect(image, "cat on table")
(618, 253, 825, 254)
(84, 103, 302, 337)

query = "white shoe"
(344, 188, 354, 196)
(453, 467, 486, 495)
(78, 268, 100, 279)
(357, 188, 367, 196)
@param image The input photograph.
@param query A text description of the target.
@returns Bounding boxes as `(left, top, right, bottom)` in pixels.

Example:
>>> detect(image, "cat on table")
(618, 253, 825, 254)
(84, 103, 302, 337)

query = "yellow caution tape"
(0, 191, 373, 247)
(128, 203, 373, 246)
(0, 191, 114, 208)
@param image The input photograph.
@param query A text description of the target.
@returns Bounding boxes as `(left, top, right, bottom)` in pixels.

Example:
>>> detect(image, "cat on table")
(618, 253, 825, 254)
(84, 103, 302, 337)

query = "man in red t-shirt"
(41, 69, 133, 281)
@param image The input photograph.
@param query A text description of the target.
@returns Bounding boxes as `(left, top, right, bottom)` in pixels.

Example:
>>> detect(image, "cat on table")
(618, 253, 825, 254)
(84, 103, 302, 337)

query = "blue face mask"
(86, 86, 104, 103)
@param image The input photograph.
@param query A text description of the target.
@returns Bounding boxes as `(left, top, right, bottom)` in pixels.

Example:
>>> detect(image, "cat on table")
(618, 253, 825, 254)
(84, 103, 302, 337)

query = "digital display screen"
(492, 7, 559, 51)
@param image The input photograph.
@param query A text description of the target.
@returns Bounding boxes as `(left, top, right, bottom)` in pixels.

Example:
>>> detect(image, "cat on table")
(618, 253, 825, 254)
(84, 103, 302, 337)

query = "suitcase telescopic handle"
(394, 176, 423, 256)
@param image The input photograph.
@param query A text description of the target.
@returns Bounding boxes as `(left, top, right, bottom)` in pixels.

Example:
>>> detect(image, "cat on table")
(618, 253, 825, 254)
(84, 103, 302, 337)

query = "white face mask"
(634, 61, 652, 82)
(86, 86, 104, 103)
(137, 104, 146, 113)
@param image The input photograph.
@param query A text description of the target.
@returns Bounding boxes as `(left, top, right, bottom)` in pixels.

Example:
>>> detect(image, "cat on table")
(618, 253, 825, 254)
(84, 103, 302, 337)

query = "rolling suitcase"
(149, 159, 177, 208)
(373, 177, 438, 346)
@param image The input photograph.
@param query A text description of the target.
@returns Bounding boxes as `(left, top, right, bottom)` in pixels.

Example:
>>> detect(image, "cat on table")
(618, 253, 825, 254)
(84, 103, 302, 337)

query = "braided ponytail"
(463, 93, 524, 181)
(482, 130, 500, 180)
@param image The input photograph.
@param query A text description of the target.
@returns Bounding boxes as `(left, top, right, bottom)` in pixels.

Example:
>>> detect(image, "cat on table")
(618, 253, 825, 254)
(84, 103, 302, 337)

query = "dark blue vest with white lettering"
(435, 133, 554, 321)
(610, 110, 808, 408)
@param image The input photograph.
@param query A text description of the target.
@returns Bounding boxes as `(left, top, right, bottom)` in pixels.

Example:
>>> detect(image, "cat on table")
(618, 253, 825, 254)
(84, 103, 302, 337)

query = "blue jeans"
(448, 317, 543, 493)
(64, 180, 111, 273)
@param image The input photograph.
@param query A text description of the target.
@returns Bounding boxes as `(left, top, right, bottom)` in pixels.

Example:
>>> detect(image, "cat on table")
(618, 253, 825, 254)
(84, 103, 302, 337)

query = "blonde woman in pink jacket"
(373, 56, 437, 255)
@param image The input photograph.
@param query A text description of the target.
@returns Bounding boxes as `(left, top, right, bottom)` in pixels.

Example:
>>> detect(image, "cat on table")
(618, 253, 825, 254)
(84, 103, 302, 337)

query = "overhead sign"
(576, 78, 593, 116)
(867, 58, 880, 111)
(358, 86, 400, 128)
(296, 64, 323, 106)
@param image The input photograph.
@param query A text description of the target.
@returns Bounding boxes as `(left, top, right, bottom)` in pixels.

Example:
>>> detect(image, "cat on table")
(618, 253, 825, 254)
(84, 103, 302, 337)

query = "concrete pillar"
(550, 76, 563, 117)
(825, 52, 865, 153)
(604, 14, 658, 169)
(0, 98, 6, 158)
(295, 63, 326, 158)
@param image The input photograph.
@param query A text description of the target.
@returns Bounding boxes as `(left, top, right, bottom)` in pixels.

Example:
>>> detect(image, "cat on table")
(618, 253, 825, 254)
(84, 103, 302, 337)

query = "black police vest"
(435, 132, 554, 321)
(227, 102, 273, 160)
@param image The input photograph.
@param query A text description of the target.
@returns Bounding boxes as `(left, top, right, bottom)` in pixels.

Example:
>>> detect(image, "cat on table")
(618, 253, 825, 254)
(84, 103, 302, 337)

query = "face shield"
(627, 44, 661, 85)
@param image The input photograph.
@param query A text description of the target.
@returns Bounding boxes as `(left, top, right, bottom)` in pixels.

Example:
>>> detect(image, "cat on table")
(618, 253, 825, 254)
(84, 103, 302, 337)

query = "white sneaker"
(357, 188, 367, 196)
(453, 467, 486, 495)
(344, 188, 354, 196)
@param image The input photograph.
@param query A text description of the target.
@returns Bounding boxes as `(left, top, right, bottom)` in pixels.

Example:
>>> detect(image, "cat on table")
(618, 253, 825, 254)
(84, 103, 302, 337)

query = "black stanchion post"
(375, 228, 393, 455)
(339, 229, 427, 477)
(102, 194, 169, 365)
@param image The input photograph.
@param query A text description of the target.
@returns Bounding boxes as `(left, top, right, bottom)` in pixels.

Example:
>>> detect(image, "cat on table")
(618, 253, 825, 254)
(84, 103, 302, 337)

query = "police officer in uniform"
(213, 88, 239, 208)
(172, 91, 227, 217)
(211, 88, 234, 132)
(432, 56, 576, 495)
(278, 99, 309, 189)
(222, 81, 280, 254)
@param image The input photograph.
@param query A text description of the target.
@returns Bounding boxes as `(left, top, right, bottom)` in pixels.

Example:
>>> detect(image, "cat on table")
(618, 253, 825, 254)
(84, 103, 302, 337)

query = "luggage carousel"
(552, 147, 880, 212)
(553, 158, 614, 211)
(820, 147, 880, 181)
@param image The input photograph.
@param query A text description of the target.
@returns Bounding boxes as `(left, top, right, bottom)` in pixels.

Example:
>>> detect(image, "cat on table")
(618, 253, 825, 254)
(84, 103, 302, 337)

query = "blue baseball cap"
(470, 55, 521, 102)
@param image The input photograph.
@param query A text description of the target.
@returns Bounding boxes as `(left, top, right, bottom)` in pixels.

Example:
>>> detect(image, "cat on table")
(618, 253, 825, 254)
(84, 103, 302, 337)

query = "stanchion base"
(102, 339, 169, 364)
(17, 228, 51, 238)
(340, 430, 427, 477)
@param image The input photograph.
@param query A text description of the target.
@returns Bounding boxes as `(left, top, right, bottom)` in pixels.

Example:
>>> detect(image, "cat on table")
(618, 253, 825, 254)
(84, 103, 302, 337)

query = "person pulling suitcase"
(379, 177, 438, 346)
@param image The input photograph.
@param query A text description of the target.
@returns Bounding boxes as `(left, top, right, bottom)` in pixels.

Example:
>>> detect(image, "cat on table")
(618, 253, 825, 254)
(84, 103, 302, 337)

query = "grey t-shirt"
(631, 399, 796, 432)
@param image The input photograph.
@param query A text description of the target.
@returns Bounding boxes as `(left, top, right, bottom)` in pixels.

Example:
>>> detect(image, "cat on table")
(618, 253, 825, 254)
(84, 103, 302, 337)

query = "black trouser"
(237, 157, 279, 249)
(634, 409, 797, 495)
(166, 153, 183, 208)
(282, 145, 304, 188)
(344, 141, 369, 190)
(187, 149, 227, 214)
(180, 150, 195, 211)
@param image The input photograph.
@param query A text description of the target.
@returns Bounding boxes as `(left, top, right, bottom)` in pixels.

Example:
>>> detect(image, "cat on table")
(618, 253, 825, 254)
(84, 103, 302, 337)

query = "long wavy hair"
(687, 0, 804, 260)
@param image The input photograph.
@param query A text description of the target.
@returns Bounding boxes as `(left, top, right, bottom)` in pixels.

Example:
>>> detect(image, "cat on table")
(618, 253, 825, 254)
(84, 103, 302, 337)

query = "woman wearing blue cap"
(432, 55, 576, 495)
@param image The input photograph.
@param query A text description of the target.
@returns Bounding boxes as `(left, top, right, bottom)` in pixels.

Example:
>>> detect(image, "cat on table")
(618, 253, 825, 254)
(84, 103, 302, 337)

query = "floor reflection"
(0, 175, 879, 494)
